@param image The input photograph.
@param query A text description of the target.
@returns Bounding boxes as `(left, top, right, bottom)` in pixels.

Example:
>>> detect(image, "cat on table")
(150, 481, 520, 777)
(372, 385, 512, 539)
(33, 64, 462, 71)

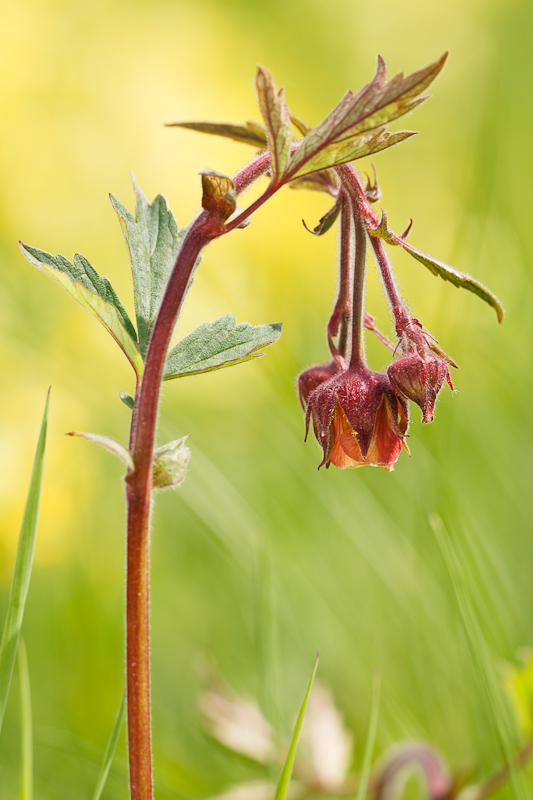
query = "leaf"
(303, 197, 342, 236)
(274, 654, 319, 800)
(0, 391, 49, 735)
(164, 314, 282, 380)
(255, 66, 292, 184)
(66, 432, 134, 473)
(92, 693, 126, 800)
(290, 128, 416, 179)
(18, 638, 33, 800)
(165, 120, 268, 148)
(119, 391, 135, 410)
(355, 674, 381, 800)
(110, 178, 181, 356)
(153, 437, 191, 489)
(20, 243, 143, 377)
(397, 239, 504, 323)
(200, 170, 237, 220)
(287, 53, 447, 179)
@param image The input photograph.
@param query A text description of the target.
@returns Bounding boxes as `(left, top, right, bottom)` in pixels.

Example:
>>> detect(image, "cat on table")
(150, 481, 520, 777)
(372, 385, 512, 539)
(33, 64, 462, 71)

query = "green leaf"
(274, 655, 319, 800)
(20, 243, 143, 377)
(397, 238, 504, 323)
(200, 170, 237, 220)
(355, 674, 381, 800)
(153, 437, 191, 489)
(290, 128, 416, 179)
(303, 197, 342, 236)
(92, 693, 125, 800)
(119, 391, 135, 410)
(287, 53, 447, 180)
(0, 391, 49, 735)
(164, 314, 282, 380)
(110, 178, 181, 356)
(18, 638, 33, 800)
(165, 120, 268, 148)
(255, 66, 292, 184)
(66, 431, 134, 473)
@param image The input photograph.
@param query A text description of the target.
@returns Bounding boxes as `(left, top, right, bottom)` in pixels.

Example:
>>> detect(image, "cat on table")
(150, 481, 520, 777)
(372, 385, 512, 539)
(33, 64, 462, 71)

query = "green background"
(0, 0, 532, 796)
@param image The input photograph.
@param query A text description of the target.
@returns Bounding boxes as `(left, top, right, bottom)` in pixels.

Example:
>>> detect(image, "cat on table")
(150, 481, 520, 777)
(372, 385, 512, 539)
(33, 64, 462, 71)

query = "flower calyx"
(305, 366, 409, 471)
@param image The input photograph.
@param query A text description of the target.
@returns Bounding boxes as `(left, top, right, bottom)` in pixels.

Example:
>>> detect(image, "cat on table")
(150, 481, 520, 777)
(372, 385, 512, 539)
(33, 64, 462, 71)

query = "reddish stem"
(369, 236, 411, 337)
(328, 191, 353, 364)
(349, 207, 367, 368)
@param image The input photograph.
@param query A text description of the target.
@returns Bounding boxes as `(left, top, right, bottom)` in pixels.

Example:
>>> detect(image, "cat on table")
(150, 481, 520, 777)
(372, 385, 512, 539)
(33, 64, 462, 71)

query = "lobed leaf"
(274, 655, 319, 800)
(287, 53, 447, 180)
(165, 120, 268, 148)
(110, 178, 181, 356)
(0, 392, 49, 735)
(255, 66, 293, 184)
(66, 431, 134, 473)
(19, 243, 143, 376)
(164, 314, 282, 380)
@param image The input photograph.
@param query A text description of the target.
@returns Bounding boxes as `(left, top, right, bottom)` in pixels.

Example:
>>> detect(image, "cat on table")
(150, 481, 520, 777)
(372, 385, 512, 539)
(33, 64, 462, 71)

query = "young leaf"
(165, 120, 268, 148)
(274, 655, 319, 800)
(287, 53, 447, 180)
(119, 391, 135, 410)
(153, 437, 191, 489)
(66, 432, 134, 473)
(110, 178, 181, 356)
(200, 170, 237, 220)
(164, 314, 282, 380)
(92, 693, 126, 800)
(397, 239, 504, 323)
(303, 196, 342, 236)
(0, 392, 49, 735)
(19, 243, 143, 377)
(18, 638, 33, 800)
(255, 66, 292, 184)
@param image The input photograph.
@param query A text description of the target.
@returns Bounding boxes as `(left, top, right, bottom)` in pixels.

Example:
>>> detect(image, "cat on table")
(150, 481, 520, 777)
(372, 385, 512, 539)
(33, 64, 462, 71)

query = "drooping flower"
(297, 360, 341, 409)
(387, 352, 454, 424)
(306, 366, 409, 471)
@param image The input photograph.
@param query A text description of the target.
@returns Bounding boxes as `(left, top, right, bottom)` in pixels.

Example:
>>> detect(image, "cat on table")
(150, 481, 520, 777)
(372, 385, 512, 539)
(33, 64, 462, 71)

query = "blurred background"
(0, 0, 532, 796)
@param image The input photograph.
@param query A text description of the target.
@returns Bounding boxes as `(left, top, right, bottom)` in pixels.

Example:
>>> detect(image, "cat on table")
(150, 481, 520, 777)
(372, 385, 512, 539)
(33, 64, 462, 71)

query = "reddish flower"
(297, 361, 341, 409)
(306, 366, 409, 471)
(387, 352, 454, 424)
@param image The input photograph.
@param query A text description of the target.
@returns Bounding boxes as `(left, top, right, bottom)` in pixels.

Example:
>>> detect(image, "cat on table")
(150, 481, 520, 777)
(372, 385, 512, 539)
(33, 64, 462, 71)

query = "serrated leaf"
(255, 66, 292, 184)
(291, 128, 416, 179)
(164, 314, 282, 380)
(287, 53, 447, 180)
(200, 170, 237, 220)
(20, 243, 143, 377)
(165, 120, 267, 148)
(397, 239, 504, 323)
(274, 655, 319, 800)
(0, 391, 49, 736)
(303, 197, 342, 236)
(110, 178, 180, 356)
(67, 431, 134, 472)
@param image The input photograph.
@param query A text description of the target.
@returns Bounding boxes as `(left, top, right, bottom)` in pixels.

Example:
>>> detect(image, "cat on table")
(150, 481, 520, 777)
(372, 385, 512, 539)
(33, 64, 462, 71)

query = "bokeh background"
(0, 0, 532, 796)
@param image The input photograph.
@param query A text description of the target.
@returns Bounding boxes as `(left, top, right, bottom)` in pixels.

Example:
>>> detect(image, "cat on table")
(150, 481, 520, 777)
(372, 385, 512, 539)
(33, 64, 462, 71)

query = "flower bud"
(387, 353, 452, 423)
(153, 436, 190, 489)
(305, 366, 409, 471)
(297, 361, 340, 409)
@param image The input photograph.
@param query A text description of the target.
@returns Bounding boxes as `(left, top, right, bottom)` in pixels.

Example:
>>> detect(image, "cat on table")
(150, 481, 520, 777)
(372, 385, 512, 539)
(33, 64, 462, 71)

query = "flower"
(297, 360, 341, 409)
(306, 366, 409, 471)
(387, 352, 454, 424)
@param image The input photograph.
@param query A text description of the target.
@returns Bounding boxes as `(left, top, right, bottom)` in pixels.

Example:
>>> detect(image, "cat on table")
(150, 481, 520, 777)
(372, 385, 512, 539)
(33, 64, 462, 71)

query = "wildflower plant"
(19, 55, 504, 799)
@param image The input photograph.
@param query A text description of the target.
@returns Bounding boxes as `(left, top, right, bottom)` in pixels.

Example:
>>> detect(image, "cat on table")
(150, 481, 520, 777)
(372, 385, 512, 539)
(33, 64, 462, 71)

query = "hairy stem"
(349, 205, 367, 368)
(328, 191, 353, 365)
(369, 236, 411, 336)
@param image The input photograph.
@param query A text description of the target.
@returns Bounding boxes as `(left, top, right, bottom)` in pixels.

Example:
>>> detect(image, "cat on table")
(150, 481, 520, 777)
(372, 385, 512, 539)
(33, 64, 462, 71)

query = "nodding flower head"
(305, 365, 409, 471)
(297, 361, 341, 410)
(387, 352, 454, 424)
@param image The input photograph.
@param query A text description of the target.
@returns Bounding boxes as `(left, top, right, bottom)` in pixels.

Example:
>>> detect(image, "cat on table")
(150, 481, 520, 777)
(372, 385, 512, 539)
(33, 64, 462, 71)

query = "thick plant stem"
(124, 149, 278, 800)
(328, 191, 353, 364)
(369, 236, 411, 336)
(349, 206, 367, 369)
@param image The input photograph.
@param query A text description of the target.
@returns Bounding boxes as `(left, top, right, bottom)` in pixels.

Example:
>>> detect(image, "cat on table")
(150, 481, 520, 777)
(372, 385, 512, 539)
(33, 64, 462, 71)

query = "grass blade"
(274, 654, 319, 800)
(355, 674, 381, 800)
(0, 390, 49, 734)
(17, 638, 33, 800)
(92, 693, 126, 800)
